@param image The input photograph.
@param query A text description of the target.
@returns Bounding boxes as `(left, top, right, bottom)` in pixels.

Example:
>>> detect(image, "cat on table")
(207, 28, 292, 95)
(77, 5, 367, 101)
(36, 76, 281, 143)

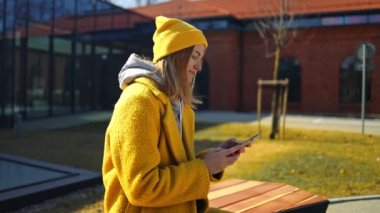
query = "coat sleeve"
(196, 149, 224, 182)
(108, 86, 211, 207)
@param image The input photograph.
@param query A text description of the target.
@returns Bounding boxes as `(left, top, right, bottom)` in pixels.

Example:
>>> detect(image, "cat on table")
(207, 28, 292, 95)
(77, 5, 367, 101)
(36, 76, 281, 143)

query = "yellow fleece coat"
(102, 77, 217, 213)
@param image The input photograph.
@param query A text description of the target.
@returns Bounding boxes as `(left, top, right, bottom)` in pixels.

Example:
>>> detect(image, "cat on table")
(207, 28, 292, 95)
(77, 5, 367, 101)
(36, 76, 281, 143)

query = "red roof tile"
(133, 0, 380, 20)
(134, 0, 230, 20)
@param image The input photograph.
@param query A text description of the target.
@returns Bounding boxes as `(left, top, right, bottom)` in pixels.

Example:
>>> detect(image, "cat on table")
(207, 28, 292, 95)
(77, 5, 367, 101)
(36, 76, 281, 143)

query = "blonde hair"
(155, 46, 202, 107)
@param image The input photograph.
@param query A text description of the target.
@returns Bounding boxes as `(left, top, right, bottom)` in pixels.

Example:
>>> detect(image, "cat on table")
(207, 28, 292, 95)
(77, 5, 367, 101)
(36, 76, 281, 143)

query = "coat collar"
(162, 101, 196, 163)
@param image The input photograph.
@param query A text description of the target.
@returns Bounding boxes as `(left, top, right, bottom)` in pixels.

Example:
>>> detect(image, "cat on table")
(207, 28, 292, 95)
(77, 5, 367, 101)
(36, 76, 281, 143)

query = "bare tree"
(253, 0, 298, 139)
(254, 0, 297, 79)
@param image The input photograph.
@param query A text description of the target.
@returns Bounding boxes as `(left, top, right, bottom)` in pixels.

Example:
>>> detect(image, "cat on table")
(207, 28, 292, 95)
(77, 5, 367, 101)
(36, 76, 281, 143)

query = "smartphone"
(223, 133, 260, 149)
(225, 134, 260, 157)
(240, 133, 260, 147)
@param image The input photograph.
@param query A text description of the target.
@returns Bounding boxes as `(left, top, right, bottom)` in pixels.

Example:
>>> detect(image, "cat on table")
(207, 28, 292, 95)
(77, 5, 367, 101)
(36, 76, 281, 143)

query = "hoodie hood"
(119, 54, 184, 135)
(118, 53, 163, 89)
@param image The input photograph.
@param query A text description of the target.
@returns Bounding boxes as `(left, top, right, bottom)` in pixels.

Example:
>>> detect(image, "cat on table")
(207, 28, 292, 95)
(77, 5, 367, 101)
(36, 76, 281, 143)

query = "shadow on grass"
(55, 121, 109, 133)
(195, 122, 221, 132)
(195, 140, 223, 153)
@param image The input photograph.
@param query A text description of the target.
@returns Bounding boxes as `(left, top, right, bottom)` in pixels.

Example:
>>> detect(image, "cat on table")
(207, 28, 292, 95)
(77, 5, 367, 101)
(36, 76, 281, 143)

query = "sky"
(109, 0, 169, 8)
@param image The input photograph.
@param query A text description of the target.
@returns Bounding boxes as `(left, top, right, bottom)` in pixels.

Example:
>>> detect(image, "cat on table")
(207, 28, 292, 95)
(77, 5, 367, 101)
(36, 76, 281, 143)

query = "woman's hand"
(218, 138, 247, 155)
(203, 145, 243, 175)
(218, 138, 240, 149)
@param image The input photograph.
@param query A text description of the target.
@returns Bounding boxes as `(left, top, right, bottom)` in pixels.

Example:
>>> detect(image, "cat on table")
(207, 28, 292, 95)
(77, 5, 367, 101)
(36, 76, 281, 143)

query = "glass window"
(0, 0, 4, 121)
(0, 0, 3, 21)
(369, 14, 380, 23)
(0, 0, 153, 127)
(14, 0, 29, 28)
(96, 0, 113, 12)
(29, 0, 54, 23)
(13, 0, 27, 121)
(26, 50, 50, 118)
(77, 0, 96, 33)
(278, 57, 301, 103)
(52, 55, 71, 115)
(339, 55, 372, 104)
(321, 16, 344, 26)
(54, 0, 75, 34)
(294, 17, 321, 28)
(56, 0, 75, 18)
(77, 0, 94, 17)
(212, 20, 228, 29)
(23, 0, 56, 119)
(344, 15, 367, 25)
(2, 1, 16, 33)
(193, 21, 210, 30)
(1, 0, 18, 127)
(94, 0, 110, 31)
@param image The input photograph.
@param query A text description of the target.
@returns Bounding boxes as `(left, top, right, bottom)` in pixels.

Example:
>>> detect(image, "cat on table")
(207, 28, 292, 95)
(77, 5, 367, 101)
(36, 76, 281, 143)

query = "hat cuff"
(153, 30, 208, 63)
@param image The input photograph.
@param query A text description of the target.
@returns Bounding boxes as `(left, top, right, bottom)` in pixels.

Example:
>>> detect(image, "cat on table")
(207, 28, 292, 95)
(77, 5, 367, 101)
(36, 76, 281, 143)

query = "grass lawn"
(195, 122, 380, 198)
(0, 121, 379, 212)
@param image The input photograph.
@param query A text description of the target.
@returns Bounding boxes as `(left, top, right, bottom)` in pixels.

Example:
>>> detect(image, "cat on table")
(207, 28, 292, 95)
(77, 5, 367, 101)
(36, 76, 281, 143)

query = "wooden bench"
(208, 179, 329, 213)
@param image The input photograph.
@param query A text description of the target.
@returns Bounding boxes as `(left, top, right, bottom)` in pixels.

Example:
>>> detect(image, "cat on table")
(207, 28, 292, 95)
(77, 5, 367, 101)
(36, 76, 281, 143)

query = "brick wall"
(205, 30, 240, 110)
(204, 25, 380, 115)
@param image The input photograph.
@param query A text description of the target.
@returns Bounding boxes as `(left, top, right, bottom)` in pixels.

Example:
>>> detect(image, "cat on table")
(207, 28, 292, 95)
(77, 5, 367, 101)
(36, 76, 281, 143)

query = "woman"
(102, 16, 246, 212)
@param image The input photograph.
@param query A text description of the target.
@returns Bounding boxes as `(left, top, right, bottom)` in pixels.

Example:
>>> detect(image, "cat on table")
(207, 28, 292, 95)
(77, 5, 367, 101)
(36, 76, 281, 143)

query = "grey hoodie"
(118, 53, 183, 135)
(118, 53, 162, 89)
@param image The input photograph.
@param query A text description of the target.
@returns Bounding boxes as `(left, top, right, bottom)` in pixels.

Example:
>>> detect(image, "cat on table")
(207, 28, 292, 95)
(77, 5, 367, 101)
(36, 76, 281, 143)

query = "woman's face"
(186, 45, 205, 84)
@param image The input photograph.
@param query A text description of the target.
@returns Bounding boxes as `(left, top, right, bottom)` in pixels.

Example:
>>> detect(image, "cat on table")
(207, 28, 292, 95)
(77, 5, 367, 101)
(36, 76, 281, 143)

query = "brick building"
(1, 0, 379, 128)
(134, 0, 380, 115)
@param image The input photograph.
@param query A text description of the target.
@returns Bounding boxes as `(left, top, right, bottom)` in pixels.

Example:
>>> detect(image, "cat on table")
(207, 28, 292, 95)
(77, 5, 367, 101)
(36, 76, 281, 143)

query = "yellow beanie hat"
(152, 16, 208, 63)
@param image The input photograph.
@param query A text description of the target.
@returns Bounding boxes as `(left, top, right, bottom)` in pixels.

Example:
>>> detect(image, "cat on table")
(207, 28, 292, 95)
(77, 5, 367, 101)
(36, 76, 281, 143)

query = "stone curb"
(329, 195, 380, 204)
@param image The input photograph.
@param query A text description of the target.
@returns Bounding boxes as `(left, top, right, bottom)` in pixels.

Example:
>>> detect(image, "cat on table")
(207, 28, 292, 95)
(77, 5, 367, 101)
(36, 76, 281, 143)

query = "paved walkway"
(11, 110, 380, 212)
(195, 110, 380, 136)
(17, 110, 380, 136)
(327, 195, 380, 213)
(16, 111, 113, 131)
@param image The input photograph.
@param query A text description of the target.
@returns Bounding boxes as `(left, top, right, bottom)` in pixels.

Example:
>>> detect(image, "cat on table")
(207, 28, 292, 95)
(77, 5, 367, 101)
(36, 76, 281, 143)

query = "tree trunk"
(273, 47, 281, 80)
(270, 47, 281, 139)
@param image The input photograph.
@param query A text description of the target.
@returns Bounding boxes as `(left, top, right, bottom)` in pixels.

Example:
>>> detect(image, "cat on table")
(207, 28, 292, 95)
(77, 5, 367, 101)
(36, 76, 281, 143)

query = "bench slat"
(209, 179, 329, 213)
(208, 180, 264, 200)
(244, 189, 315, 213)
(210, 182, 285, 208)
(222, 185, 299, 212)
(209, 179, 247, 192)
(281, 195, 328, 212)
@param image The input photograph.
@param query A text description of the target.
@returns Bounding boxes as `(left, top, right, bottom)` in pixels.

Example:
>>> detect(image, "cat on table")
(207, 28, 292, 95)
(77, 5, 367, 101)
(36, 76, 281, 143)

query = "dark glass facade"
(339, 55, 372, 104)
(0, 0, 154, 128)
(246, 12, 380, 29)
(279, 57, 301, 103)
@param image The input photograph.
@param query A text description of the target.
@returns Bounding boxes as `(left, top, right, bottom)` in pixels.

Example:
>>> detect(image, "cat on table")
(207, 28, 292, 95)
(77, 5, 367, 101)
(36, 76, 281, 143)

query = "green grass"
(0, 121, 379, 212)
(195, 122, 380, 198)
(0, 122, 108, 171)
